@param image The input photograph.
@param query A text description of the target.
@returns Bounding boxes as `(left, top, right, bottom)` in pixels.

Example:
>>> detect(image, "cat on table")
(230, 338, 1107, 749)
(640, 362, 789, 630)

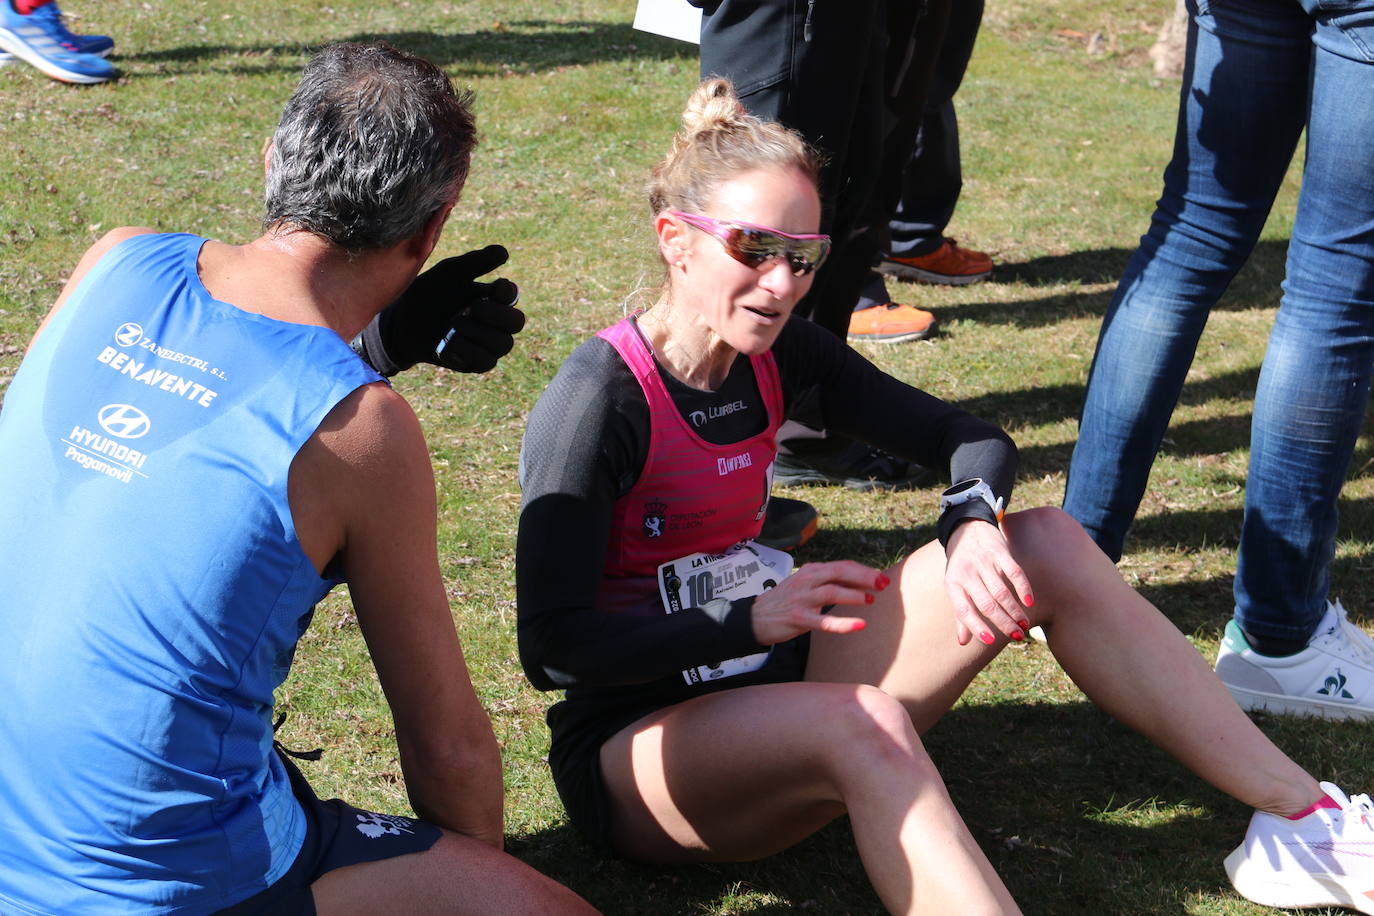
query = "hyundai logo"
(97, 404, 151, 440)
(114, 323, 143, 348)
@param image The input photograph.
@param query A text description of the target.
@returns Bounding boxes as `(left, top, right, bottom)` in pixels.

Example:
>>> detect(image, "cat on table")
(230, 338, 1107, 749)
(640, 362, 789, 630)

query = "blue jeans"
(1064, 0, 1374, 645)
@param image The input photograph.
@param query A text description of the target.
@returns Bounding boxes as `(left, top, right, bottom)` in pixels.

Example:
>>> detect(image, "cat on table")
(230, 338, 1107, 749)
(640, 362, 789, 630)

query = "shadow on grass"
(939, 365, 1261, 451)
(126, 21, 694, 77)
(505, 700, 1374, 915)
(928, 238, 1290, 330)
(943, 358, 1374, 484)
(510, 819, 887, 915)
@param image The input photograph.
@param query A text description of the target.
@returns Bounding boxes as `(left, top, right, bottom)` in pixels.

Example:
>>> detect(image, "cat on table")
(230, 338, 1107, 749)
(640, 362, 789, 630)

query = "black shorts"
(547, 635, 810, 855)
(214, 752, 443, 915)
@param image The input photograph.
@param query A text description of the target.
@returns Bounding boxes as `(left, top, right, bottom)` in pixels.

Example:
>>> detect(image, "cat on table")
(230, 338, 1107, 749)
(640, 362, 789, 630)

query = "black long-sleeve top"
(516, 316, 1017, 694)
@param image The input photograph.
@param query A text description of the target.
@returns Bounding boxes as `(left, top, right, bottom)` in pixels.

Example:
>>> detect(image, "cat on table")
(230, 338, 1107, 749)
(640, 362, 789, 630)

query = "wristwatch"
(939, 478, 1005, 521)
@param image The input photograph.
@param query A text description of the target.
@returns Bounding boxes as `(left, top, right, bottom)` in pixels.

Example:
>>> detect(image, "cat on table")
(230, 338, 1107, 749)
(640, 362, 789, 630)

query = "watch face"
(944, 479, 981, 497)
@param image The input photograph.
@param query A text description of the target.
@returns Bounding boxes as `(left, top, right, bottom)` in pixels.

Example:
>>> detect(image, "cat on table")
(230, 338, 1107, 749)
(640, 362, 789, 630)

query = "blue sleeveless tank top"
(0, 233, 383, 914)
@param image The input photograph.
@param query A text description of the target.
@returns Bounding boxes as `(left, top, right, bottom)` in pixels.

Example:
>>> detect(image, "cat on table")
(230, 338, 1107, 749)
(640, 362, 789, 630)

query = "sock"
(1240, 626, 1309, 658)
(13, 0, 55, 15)
(1288, 794, 1342, 820)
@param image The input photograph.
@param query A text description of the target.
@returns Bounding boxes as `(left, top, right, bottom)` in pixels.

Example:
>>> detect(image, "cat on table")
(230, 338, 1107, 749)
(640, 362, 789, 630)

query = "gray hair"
(263, 42, 476, 251)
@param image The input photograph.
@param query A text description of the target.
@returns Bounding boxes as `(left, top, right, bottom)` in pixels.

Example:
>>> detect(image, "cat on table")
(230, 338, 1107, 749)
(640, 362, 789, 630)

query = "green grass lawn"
(4, 1, 1374, 913)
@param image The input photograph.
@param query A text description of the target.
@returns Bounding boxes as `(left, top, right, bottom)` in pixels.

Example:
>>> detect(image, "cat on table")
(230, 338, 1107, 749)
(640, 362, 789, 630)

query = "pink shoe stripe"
(1288, 794, 1343, 820)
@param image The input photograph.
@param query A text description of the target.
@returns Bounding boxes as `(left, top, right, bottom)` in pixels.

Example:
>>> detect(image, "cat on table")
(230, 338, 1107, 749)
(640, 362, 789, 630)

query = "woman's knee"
(1004, 507, 1108, 572)
(818, 684, 928, 769)
(1004, 506, 1129, 623)
(1005, 505, 1084, 540)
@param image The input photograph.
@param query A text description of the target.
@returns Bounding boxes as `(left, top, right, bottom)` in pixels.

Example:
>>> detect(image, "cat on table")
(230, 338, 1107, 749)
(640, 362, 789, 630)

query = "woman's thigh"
(804, 537, 1005, 734)
(598, 680, 911, 863)
(804, 508, 1122, 734)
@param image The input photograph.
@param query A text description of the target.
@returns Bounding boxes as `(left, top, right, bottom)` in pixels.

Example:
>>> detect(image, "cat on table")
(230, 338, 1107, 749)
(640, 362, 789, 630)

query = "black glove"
(353, 245, 525, 376)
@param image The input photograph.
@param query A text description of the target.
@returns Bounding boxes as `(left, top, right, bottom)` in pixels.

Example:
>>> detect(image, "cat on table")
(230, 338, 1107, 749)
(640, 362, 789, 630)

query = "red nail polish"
(875, 574, 891, 590)
(1011, 630, 1024, 641)
(865, 593, 875, 604)
(1023, 594, 1034, 607)
(1018, 619, 1030, 630)
(980, 631, 995, 645)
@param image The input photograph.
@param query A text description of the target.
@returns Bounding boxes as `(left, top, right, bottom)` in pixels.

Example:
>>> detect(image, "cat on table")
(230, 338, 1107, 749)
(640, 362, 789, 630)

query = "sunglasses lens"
(785, 253, 815, 276)
(727, 228, 826, 276)
(786, 241, 826, 276)
(727, 228, 784, 268)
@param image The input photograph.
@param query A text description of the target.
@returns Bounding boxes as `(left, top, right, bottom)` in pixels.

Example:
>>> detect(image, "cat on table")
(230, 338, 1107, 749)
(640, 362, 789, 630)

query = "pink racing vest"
(594, 317, 784, 617)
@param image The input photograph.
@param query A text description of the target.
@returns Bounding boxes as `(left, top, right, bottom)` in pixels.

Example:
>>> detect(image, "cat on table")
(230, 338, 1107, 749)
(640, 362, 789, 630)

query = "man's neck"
(197, 230, 418, 340)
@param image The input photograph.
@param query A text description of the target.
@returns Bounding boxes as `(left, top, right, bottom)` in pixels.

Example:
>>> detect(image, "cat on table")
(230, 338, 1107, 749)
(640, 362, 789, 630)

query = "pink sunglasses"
(669, 210, 831, 277)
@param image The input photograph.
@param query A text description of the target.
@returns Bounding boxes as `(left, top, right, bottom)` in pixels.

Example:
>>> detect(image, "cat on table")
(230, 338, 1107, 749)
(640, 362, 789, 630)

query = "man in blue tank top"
(0, 42, 593, 915)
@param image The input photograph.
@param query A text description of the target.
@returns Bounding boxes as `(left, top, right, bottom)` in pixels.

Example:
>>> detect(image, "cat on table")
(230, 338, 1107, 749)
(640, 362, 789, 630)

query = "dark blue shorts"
(214, 752, 443, 915)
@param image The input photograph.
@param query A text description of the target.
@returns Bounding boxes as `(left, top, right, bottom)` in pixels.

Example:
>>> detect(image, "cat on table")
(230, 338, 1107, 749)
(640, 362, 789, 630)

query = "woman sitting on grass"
(514, 77, 1374, 915)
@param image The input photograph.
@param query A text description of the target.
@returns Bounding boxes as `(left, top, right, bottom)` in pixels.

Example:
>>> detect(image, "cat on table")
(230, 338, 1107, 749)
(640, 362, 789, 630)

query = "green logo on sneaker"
(1317, 668, 1355, 700)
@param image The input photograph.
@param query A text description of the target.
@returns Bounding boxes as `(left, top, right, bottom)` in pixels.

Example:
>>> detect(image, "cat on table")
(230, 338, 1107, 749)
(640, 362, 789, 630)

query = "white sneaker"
(1216, 600, 1374, 720)
(1226, 782, 1374, 913)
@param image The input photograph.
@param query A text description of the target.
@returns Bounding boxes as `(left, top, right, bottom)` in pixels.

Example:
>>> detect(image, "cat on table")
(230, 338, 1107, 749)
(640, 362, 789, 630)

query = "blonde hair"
(647, 78, 822, 217)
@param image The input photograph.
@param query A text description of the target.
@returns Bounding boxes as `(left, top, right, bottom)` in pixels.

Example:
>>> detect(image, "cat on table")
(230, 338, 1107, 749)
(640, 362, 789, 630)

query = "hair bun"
(679, 77, 746, 137)
(646, 77, 819, 220)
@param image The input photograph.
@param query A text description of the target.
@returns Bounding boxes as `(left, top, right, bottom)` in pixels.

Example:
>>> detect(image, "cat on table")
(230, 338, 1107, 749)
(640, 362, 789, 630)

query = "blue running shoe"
(30, 0, 112, 56)
(0, 0, 115, 83)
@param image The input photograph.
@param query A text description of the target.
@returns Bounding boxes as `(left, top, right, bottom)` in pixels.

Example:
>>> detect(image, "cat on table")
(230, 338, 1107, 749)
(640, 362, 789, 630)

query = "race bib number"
(657, 541, 793, 686)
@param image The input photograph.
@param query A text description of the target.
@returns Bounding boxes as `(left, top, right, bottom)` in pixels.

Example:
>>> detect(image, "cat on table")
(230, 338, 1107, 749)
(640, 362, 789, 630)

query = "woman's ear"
(654, 211, 688, 268)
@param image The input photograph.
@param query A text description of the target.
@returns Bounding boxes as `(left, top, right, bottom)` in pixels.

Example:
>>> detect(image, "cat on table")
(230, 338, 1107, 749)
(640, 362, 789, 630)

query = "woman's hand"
(944, 519, 1035, 646)
(750, 561, 887, 646)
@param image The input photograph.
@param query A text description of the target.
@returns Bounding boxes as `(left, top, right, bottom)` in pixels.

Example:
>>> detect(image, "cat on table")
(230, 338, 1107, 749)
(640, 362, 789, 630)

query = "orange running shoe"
(878, 238, 993, 286)
(755, 495, 819, 550)
(847, 301, 937, 343)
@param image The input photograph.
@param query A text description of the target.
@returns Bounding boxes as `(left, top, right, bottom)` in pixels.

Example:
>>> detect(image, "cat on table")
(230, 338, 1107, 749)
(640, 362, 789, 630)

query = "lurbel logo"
(115, 323, 143, 348)
(689, 410, 708, 428)
(97, 404, 152, 440)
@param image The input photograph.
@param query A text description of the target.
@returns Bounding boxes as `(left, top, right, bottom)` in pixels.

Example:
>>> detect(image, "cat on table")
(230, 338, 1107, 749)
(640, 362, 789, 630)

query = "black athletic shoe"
(756, 495, 819, 551)
(774, 441, 934, 491)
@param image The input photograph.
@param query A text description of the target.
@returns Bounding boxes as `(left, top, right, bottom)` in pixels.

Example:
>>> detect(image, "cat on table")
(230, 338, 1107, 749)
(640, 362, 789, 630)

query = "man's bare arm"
(292, 383, 505, 847)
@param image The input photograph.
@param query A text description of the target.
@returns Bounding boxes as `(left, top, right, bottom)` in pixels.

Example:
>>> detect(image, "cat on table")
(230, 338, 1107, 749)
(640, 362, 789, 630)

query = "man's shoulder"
(70, 227, 162, 281)
(82, 227, 162, 268)
(288, 380, 431, 576)
(327, 382, 420, 450)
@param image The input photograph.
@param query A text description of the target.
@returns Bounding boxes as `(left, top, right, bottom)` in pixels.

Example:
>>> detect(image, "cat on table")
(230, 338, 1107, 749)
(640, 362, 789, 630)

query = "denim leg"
(1064, 0, 1309, 561)
(1235, 8, 1374, 641)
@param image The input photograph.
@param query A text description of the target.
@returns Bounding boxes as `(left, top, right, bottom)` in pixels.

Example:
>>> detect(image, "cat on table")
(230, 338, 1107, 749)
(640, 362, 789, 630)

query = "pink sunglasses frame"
(667, 210, 832, 277)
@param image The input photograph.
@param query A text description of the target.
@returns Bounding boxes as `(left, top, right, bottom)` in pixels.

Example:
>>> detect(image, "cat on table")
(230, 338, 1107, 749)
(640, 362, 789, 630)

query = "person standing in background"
(1065, 0, 1374, 721)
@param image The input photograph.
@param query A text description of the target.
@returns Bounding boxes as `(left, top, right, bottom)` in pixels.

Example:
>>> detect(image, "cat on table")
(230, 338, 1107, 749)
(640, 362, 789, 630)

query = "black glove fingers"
(462, 298, 526, 334)
(484, 278, 520, 309)
(450, 321, 515, 358)
(440, 338, 499, 374)
(433, 244, 510, 284)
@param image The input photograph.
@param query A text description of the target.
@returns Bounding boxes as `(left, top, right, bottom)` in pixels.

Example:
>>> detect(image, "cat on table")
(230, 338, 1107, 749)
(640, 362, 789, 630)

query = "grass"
(4, 0, 1374, 913)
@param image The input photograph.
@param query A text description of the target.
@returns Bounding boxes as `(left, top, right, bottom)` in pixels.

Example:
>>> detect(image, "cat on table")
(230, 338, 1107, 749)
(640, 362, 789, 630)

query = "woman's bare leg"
(807, 507, 1321, 816)
(599, 681, 1019, 915)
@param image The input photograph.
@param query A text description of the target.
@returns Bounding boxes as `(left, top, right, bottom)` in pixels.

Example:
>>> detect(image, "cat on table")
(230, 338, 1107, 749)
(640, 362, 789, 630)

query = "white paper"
(632, 0, 702, 45)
